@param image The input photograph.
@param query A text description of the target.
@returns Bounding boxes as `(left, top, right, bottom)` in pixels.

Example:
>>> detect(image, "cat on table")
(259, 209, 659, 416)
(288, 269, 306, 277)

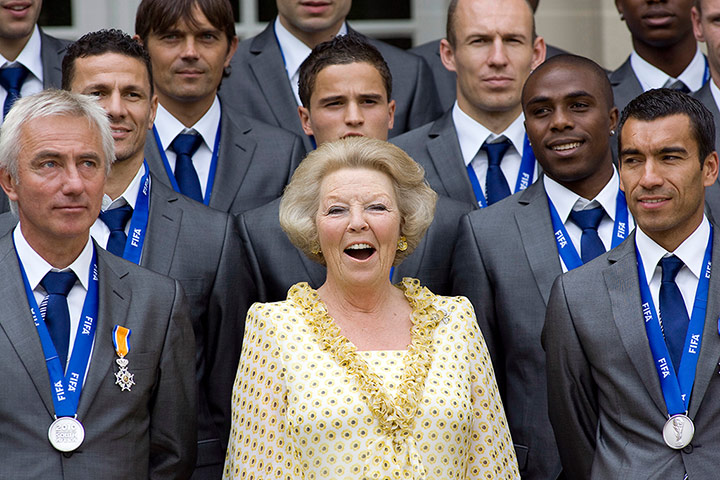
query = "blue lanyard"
(118, 161, 151, 265)
(15, 244, 99, 418)
(152, 121, 221, 206)
(548, 189, 630, 271)
(466, 134, 536, 208)
(635, 227, 712, 415)
(704, 56, 711, 86)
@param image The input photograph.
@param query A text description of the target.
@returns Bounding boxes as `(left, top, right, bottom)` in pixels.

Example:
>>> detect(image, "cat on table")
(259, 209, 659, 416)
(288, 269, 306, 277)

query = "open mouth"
(344, 243, 375, 260)
(551, 141, 583, 151)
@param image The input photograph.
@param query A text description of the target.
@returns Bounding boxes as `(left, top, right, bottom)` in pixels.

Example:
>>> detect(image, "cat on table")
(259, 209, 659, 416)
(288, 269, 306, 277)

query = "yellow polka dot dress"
(224, 278, 519, 479)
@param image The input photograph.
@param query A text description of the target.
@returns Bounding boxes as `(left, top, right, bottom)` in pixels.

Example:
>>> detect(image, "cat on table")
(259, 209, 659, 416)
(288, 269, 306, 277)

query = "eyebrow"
(525, 90, 595, 107)
(620, 146, 689, 156)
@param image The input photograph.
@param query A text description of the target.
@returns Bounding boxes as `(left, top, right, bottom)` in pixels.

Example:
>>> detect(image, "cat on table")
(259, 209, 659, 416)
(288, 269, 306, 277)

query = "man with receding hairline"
(452, 53, 627, 480)
(393, 0, 545, 212)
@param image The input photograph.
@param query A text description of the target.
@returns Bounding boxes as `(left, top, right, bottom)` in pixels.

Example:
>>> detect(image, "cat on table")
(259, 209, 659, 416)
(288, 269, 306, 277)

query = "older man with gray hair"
(0, 89, 197, 479)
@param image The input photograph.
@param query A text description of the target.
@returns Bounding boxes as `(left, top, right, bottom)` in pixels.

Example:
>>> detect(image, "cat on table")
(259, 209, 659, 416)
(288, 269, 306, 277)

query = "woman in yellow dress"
(224, 137, 518, 479)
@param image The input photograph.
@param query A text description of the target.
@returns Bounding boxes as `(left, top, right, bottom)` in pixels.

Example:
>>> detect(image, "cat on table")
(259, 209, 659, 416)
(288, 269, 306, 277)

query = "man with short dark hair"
(611, 0, 706, 114)
(239, 34, 470, 302)
(452, 54, 628, 480)
(544, 88, 720, 479)
(0, 88, 196, 479)
(393, 0, 545, 211)
(219, 0, 441, 152)
(62, 28, 256, 480)
(136, 0, 304, 215)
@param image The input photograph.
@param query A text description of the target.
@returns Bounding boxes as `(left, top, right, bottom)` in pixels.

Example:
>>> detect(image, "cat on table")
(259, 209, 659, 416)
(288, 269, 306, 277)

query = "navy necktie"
(483, 140, 512, 205)
(0, 65, 29, 117)
(40, 271, 77, 371)
(664, 79, 690, 94)
(99, 205, 133, 257)
(659, 255, 690, 373)
(569, 207, 606, 264)
(171, 132, 204, 203)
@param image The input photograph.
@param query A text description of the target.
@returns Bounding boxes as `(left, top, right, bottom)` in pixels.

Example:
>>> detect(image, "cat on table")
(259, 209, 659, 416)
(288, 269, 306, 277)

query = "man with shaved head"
(452, 54, 630, 480)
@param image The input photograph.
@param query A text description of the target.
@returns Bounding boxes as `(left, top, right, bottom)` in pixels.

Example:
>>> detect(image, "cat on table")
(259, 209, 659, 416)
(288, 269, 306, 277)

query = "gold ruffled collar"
(288, 278, 443, 450)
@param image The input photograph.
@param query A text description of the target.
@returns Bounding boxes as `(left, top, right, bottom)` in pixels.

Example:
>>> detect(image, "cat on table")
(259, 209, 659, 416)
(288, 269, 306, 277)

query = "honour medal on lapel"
(663, 414, 695, 449)
(48, 416, 85, 452)
(113, 325, 134, 391)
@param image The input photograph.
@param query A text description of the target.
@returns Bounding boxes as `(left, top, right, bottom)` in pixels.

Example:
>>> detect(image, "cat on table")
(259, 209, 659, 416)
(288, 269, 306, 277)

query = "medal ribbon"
(16, 244, 99, 418)
(118, 160, 150, 264)
(635, 227, 712, 415)
(466, 134, 536, 208)
(548, 189, 630, 271)
(112, 325, 131, 358)
(152, 121, 221, 206)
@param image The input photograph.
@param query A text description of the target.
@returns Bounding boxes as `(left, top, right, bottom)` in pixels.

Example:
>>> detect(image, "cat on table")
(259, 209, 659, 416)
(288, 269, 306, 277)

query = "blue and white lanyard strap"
(704, 56, 711, 86)
(466, 134, 536, 208)
(635, 227, 713, 415)
(547, 189, 630, 271)
(15, 244, 99, 418)
(152, 121, 221, 206)
(118, 160, 151, 265)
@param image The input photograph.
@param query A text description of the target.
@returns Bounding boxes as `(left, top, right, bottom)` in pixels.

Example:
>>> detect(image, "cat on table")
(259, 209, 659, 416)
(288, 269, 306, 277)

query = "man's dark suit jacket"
(450, 179, 562, 480)
(391, 110, 479, 209)
(543, 226, 720, 479)
(144, 100, 305, 215)
(218, 22, 442, 151)
(0, 232, 197, 479)
(409, 38, 568, 111)
(239, 195, 471, 302)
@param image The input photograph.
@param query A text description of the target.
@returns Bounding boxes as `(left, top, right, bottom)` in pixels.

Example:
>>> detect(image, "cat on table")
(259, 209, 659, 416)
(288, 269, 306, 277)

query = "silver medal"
(114, 357, 135, 391)
(663, 414, 695, 449)
(48, 416, 85, 452)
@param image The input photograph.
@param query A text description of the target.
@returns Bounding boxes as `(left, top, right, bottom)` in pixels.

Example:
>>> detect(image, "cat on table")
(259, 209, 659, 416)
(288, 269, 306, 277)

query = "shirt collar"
(13, 224, 94, 292)
(101, 162, 147, 211)
(543, 167, 621, 222)
(0, 25, 43, 83)
(635, 215, 710, 282)
(155, 96, 221, 152)
(630, 47, 706, 92)
(452, 101, 526, 166)
(274, 16, 347, 80)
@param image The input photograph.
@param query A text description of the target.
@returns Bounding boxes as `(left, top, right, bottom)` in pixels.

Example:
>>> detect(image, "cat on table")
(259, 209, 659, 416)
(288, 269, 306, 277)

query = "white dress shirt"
(0, 25, 44, 121)
(636, 216, 710, 321)
(630, 47, 706, 93)
(154, 97, 220, 198)
(14, 226, 95, 371)
(274, 17, 347, 106)
(90, 162, 148, 260)
(544, 168, 635, 272)
(453, 102, 538, 199)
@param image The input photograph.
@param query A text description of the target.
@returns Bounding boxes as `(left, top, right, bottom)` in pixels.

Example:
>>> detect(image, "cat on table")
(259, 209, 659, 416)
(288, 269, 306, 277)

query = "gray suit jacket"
(609, 57, 644, 116)
(144, 100, 305, 215)
(410, 39, 568, 112)
(141, 177, 255, 476)
(239, 195, 471, 302)
(0, 233, 197, 479)
(450, 179, 561, 479)
(391, 110, 477, 208)
(542, 228, 720, 479)
(219, 22, 442, 151)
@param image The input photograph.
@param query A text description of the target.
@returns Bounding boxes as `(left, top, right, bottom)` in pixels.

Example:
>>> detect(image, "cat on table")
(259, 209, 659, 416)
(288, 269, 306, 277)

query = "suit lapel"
(144, 130, 172, 188)
(693, 83, 720, 150)
(208, 106, 256, 212)
(39, 30, 66, 89)
(515, 181, 563, 305)
(0, 234, 55, 416)
(603, 236, 668, 416)
(248, 24, 310, 149)
(425, 112, 476, 206)
(140, 177, 182, 276)
(77, 248, 131, 418)
(609, 57, 643, 111)
(688, 227, 720, 417)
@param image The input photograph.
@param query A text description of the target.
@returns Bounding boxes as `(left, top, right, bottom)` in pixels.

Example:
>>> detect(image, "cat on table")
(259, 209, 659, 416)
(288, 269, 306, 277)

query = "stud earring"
(397, 236, 408, 252)
(610, 129, 616, 136)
